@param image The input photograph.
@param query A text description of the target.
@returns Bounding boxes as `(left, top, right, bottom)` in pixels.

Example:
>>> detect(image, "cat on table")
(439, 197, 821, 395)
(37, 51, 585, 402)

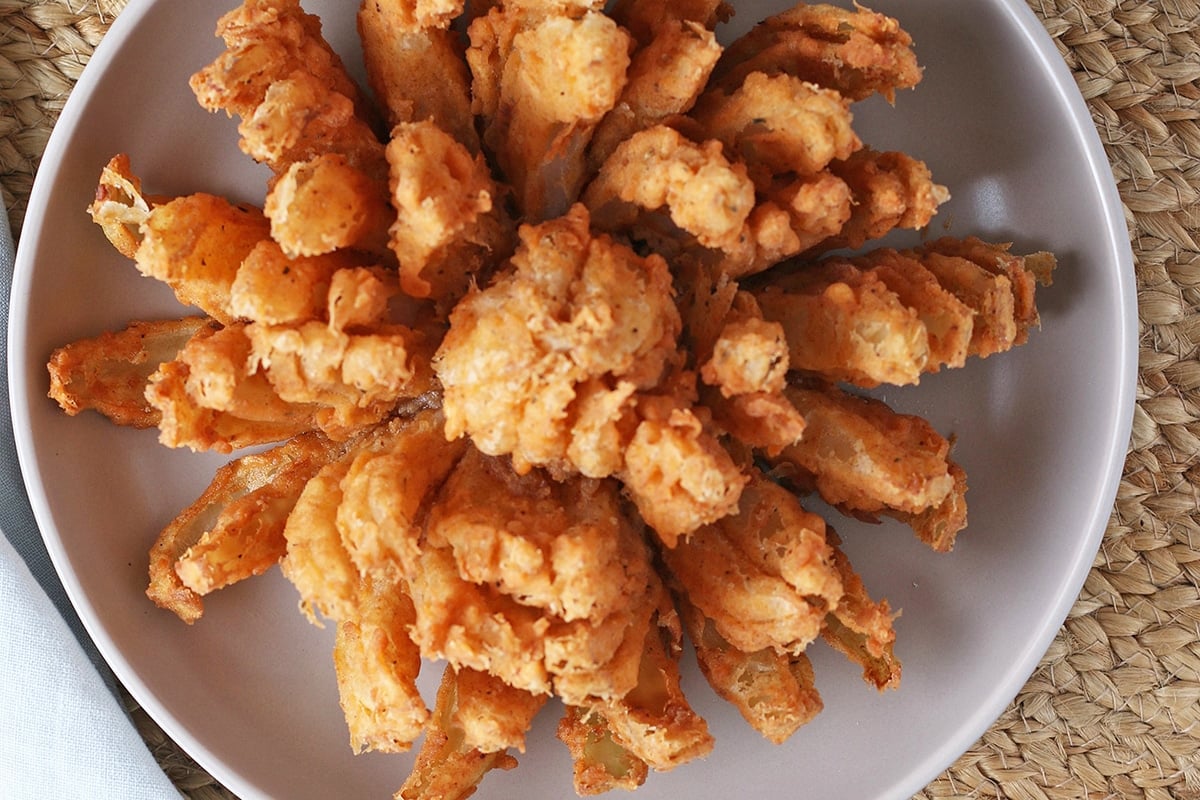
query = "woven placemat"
(1, 1, 1194, 798)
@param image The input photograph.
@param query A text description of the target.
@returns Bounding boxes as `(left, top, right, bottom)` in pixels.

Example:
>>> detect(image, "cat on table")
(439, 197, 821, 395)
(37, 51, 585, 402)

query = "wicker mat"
(1, 1, 1196, 798)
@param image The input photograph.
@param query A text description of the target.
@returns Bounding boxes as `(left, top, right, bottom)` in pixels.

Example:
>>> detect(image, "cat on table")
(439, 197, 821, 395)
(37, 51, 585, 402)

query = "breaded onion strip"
(358, 0, 478, 151)
(710, 2, 922, 103)
(396, 663, 543, 800)
(608, 0, 732, 47)
(48, 317, 215, 430)
(556, 706, 649, 795)
(677, 591, 822, 744)
(821, 530, 901, 691)
(386, 120, 514, 307)
(264, 153, 394, 259)
(808, 148, 949, 255)
(470, 8, 631, 221)
(592, 593, 713, 772)
(87, 154, 169, 259)
(135, 194, 272, 326)
(691, 71, 861, 187)
(425, 450, 650, 623)
(334, 572, 428, 754)
(660, 470, 842, 655)
(756, 263, 931, 388)
(767, 379, 967, 551)
(584, 125, 755, 254)
(190, 0, 371, 123)
(337, 409, 469, 579)
(586, 19, 722, 172)
(147, 430, 348, 623)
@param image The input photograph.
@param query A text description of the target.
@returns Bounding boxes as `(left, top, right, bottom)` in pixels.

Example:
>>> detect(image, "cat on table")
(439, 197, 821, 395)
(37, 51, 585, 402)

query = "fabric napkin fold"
(1, 199, 183, 798)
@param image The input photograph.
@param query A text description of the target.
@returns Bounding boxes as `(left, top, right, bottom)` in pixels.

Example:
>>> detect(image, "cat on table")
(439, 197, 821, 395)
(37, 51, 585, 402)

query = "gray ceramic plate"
(9, 1, 1135, 798)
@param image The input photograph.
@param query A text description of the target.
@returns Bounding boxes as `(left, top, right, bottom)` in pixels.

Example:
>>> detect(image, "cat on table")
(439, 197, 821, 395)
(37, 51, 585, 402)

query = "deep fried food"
(710, 2, 922, 102)
(586, 19, 723, 173)
(87, 154, 170, 259)
(584, 125, 756, 253)
(692, 71, 861, 187)
(357, 1, 479, 151)
(556, 705, 649, 795)
(228, 241, 381, 325)
(677, 591, 822, 743)
(334, 571, 428, 754)
(336, 408, 468, 579)
(47, 2, 1067, 795)
(426, 450, 651, 624)
(190, 0, 372, 123)
(135, 194, 272, 326)
(385, 120, 513, 306)
(661, 470, 842, 654)
(469, 7, 631, 221)
(591, 592, 713, 771)
(769, 379, 967, 551)
(776, 380, 956, 514)
(608, 0, 732, 47)
(148, 430, 349, 622)
(821, 530, 900, 690)
(756, 262, 931, 388)
(47, 317, 215, 429)
(264, 153, 394, 259)
(434, 204, 680, 477)
(809, 148, 949, 255)
(396, 663, 536, 800)
(620, 402, 748, 546)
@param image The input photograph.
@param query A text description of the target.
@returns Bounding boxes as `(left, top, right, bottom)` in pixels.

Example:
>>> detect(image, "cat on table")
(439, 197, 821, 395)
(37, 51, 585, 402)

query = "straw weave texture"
(1, 1, 1193, 799)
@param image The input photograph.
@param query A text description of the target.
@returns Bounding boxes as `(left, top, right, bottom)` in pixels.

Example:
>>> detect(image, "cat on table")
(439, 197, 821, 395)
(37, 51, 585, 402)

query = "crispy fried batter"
(821, 529, 900, 690)
(426, 450, 651, 623)
(228, 241, 379, 326)
(916, 236, 1056, 348)
(756, 263, 930, 388)
(87, 154, 169, 258)
(593, 593, 714, 771)
(677, 591, 822, 744)
(470, 8, 631, 220)
(556, 705, 650, 795)
(660, 470, 842, 654)
(264, 153, 394, 259)
(145, 360, 317, 454)
(608, 0, 732, 47)
(386, 120, 514, 306)
(358, 1, 479, 151)
(435, 205, 681, 477)
(584, 125, 755, 253)
(334, 571, 428, 754)
(587, 19, 722, 173)
(191, 0, 370, 118)
(692, 71, 861, 187)
(336, 408, 468, 578)
(135, 194, 272, 326)
(808, 148, 949, 255)
(406, 544, 555, 695)
(148, 431, 347, 622)
(48, 317, 215, 429)
(774, 380, 955, 512)
(280, 457, 362, 624)
(396, 663, 535, 800)
(245, 319, 434, 434)
(238, 69, 387, 179)
(451, 666, 548, 754)
(621, 404, 747, 547)
(710, 2, 922, 103)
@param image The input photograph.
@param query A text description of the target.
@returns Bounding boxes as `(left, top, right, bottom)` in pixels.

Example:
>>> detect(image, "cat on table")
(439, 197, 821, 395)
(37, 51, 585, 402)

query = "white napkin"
(1, 199, 183, 798)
